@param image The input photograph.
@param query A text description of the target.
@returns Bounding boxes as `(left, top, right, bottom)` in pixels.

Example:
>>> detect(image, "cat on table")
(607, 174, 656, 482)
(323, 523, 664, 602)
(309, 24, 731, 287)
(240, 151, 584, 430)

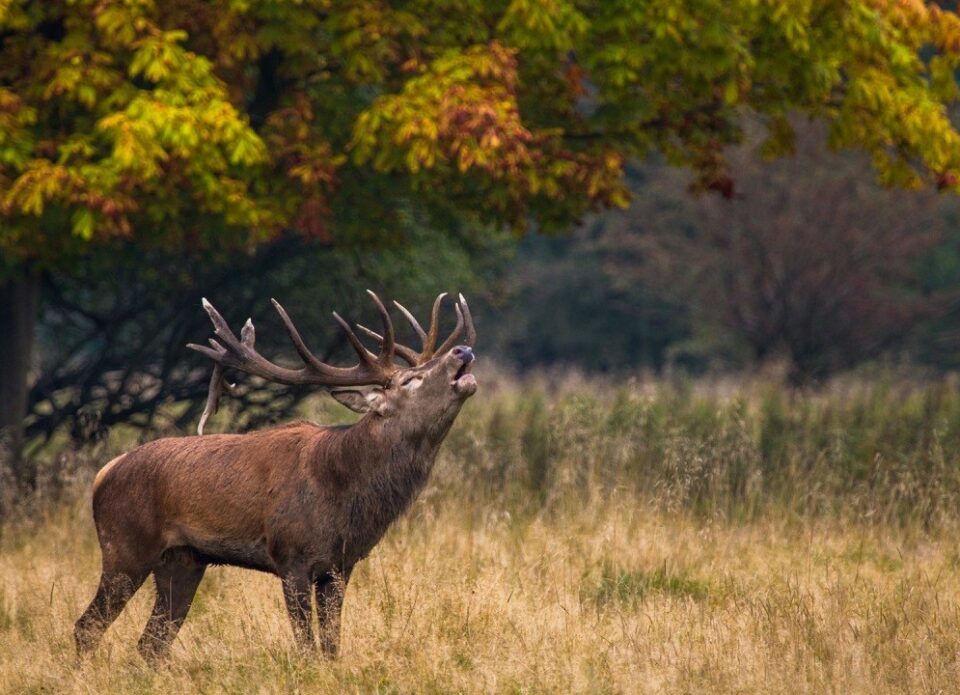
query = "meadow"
(3, 369, 960, 693)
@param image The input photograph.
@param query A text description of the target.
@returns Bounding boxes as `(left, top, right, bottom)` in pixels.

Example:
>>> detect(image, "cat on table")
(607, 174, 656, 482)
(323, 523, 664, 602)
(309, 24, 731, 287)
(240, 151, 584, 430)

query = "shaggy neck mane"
(304, 410, 458, 559)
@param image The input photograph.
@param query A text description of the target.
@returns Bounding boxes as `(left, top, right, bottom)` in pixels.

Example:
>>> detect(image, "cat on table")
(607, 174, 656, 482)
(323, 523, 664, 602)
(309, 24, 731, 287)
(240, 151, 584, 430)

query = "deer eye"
(400, 375, 423, 390)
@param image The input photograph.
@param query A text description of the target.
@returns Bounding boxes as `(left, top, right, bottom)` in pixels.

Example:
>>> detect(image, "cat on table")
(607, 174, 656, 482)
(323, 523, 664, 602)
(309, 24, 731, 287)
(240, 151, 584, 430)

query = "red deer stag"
(74, 291, 477, 660)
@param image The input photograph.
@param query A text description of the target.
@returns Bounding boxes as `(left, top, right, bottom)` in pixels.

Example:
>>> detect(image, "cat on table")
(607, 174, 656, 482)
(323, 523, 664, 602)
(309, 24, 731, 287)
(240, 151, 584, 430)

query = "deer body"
(75, 292, 477, 661)
(95, 417, 451, 570)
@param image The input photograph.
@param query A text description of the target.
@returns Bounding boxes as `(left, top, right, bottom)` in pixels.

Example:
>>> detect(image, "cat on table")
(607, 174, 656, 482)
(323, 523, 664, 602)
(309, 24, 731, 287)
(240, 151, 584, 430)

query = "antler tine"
(201, 297, 241, 349)
(197, 365, 225, 435)
(393, 292, 447, 363)
(195, 317, 254, 434)
(458, 293, 477, 347)
(393, 301, 427, 343)
(332, 311, 377, 366)
(434, 303, 465, 356)
(186, 339, 224, 363)
(365, 290, 395, 369)
(424, 293, 446, 361)
(356, 324, 420, 365)
(271, 299, 332, 372)
(240, 317, 255, 348)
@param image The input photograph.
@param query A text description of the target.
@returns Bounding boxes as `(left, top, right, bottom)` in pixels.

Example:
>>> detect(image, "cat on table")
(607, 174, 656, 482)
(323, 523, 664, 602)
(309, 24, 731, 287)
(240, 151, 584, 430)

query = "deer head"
(186, 291, 477, 435)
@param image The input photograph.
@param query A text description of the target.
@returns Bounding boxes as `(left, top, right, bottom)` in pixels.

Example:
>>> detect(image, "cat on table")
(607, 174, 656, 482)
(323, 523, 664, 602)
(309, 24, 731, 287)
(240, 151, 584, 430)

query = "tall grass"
(437, 371, 960, 529)
(3, 371, 960, 693)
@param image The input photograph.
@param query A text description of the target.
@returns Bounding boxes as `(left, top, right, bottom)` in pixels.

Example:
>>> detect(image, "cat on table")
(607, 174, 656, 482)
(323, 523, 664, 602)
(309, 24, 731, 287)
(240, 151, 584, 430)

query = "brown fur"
(74, 347, 477, 661)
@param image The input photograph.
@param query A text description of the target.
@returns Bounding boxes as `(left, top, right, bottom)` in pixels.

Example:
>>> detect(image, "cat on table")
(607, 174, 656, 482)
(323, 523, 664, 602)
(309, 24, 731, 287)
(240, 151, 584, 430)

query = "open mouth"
(452, 360, 473, 384)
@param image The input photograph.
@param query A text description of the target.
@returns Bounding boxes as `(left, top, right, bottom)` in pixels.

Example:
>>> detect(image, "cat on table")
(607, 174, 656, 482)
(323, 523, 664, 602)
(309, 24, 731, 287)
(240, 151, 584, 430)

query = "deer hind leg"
(74, 558, 150, 656)
(315, 568, 351, 657)
(137, 548, 206, 663)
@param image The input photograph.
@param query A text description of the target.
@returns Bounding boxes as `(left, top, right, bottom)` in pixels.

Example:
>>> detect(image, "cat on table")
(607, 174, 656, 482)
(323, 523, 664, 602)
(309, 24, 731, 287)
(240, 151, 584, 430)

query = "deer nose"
(452, 345, 474, 363)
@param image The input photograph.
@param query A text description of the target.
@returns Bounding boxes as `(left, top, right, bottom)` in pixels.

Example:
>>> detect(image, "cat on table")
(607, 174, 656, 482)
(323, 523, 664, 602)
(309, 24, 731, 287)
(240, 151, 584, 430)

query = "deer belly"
(186, 538, 277, 573)
(173, 526, 275, 573)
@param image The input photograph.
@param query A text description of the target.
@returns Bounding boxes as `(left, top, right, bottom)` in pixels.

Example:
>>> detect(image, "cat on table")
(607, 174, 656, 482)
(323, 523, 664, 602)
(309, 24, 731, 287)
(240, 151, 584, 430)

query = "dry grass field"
(3, 372, 960, 693)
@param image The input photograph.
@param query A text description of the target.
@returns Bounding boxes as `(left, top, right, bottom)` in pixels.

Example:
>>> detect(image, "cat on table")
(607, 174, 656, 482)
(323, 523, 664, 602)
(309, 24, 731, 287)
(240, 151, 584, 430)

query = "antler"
(357, 293, 476, 366)
(188, 290, 397, 434)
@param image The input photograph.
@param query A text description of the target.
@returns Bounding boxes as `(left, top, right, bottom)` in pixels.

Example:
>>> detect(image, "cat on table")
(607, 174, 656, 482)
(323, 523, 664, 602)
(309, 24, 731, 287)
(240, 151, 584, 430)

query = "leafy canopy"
(4, 0, 960, 264)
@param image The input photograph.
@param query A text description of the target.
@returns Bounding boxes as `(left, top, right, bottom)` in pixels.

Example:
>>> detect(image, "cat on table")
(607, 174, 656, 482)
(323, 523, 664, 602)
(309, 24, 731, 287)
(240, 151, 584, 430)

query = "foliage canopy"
(4, 0, 960, 265)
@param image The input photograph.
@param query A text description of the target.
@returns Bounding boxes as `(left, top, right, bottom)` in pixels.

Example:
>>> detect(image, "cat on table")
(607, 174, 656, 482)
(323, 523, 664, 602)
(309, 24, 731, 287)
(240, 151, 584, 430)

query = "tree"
(599, 121, 952, 382)
(25, 223, 509, 468)
(6, 0, 960, 480)
(485, 227, 690, 372)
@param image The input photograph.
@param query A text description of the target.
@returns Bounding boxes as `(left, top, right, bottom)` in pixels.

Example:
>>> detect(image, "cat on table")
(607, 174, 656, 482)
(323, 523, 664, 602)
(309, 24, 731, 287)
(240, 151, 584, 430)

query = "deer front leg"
(315, 568, 351, 657)
(281, 569, 314, 652)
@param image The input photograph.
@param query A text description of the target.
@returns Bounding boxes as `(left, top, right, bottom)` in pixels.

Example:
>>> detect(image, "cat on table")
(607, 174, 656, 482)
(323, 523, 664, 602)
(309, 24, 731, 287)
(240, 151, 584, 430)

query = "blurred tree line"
(488, 121, 960, 383)
(7, 0, 960, 495)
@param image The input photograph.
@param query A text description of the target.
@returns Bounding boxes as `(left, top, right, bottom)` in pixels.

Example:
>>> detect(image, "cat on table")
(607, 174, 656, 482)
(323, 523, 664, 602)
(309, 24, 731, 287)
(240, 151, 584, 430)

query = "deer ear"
(330, 388, 389, 415)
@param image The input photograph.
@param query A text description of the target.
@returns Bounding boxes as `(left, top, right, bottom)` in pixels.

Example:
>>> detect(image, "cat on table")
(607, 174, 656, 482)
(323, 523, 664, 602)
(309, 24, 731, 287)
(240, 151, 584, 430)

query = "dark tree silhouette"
(599, 123, 951, 382)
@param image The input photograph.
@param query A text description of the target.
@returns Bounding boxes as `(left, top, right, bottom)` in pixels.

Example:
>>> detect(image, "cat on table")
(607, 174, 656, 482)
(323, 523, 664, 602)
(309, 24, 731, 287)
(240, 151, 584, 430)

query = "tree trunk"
(0, 266, 39, 492)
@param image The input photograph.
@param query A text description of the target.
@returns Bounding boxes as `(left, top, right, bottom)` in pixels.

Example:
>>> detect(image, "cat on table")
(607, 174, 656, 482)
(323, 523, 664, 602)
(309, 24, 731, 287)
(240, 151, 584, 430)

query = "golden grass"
(2, 488, 959, 694)
(5, 373, 960, 693)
